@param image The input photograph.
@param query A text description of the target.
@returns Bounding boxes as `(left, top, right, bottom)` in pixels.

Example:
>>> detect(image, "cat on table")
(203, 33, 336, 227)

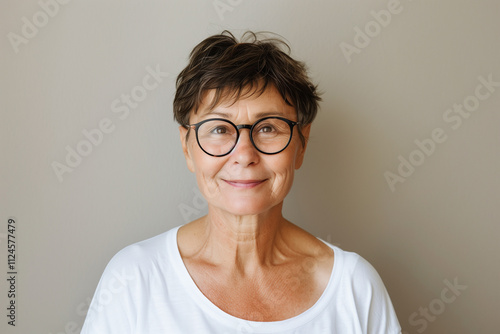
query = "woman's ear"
(295, 124, 311, 170)
(179, 126, 195, 173)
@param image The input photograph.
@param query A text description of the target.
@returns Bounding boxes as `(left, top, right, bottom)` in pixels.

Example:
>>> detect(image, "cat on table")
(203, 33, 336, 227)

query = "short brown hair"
(173, 30, 321, 145)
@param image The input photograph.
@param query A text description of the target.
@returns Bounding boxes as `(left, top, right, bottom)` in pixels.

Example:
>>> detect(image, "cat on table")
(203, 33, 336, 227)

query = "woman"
(82, 31, 401, 333)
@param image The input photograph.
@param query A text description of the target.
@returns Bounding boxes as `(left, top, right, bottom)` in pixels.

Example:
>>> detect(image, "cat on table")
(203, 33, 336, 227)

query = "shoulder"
(324, 245, 393, 301)
(323, 245, 402, 333)
(335, 248, 384, 284)
(100, 226, 180, 280)
(82, 226, 182, 333)
(110, 228, 173, 261)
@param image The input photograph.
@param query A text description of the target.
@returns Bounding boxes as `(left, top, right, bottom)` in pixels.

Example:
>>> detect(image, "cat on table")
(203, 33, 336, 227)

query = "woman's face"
(179, 85, 310, 217)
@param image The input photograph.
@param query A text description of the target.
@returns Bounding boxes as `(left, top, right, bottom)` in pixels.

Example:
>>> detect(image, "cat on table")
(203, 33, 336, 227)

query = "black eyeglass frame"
(187, 116, 300, 157)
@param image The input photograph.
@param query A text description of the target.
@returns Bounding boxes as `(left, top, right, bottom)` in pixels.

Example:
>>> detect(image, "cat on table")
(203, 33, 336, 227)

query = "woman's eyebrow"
(254, 111, 285, 118)
(202, 111, 232, 118)
(201, 110, 285, 120)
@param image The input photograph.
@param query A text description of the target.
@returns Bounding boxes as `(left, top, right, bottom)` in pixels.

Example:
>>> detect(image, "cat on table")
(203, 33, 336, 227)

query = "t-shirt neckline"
(167, 225, 343, 332)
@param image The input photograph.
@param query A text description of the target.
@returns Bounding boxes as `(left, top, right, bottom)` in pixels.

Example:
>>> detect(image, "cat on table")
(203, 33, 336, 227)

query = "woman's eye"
(259, 125, 275, 133)
(211, 126, 228, 134)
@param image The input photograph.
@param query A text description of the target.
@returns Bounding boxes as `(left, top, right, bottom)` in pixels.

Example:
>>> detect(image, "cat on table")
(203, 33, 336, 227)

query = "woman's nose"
(230, 129, 259, 166)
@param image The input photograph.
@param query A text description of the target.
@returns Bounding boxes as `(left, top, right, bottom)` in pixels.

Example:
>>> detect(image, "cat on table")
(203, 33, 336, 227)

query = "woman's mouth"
(223, 179, 266, 188)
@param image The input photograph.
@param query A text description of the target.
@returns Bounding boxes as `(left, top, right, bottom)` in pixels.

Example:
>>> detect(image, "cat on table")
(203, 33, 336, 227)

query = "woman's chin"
(212, 198, 277, 217)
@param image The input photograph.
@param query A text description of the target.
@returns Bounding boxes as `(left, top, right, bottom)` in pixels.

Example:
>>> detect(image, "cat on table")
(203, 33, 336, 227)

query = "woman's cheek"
(197, 161, 231, 201)
(270, 167, 295, 198)
(196, 167, 218, 200)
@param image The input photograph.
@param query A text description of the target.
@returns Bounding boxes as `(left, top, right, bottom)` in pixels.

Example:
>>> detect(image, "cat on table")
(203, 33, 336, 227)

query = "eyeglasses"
(187, 117, 299, 157)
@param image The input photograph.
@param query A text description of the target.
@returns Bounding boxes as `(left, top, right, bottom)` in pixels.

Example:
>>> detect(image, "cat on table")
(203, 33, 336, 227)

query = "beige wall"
(1, 1, 498, 333)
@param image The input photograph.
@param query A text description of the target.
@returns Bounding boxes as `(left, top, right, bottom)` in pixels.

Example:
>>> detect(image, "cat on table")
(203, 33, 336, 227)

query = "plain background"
(1, 1, 499, 333)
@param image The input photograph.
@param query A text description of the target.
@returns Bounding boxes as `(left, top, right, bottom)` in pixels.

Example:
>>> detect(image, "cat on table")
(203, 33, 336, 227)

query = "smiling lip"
(223, 179, 266, 188)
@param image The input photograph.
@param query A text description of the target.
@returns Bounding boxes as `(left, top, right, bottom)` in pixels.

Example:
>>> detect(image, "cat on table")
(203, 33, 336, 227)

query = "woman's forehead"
(196, 86, 294, 119)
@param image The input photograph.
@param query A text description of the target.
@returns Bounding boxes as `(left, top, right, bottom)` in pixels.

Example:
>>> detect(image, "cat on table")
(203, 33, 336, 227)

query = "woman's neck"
(186, 203, 291, 275)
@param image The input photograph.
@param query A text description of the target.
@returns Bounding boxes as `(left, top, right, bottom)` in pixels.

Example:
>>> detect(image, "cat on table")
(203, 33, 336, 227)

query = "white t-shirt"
(81, 226, 401, 334)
